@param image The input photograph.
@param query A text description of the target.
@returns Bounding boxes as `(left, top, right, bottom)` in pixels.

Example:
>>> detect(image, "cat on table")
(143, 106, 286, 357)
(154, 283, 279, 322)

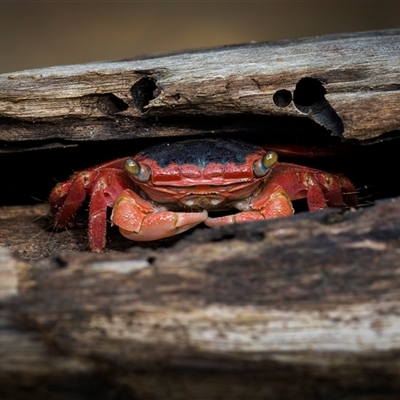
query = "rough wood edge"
(1, 29, 399, 143)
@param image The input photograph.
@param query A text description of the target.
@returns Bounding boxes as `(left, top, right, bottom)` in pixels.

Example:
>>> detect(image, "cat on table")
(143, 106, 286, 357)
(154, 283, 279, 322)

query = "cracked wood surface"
(1, 29, 400, 145)
(1, 198, 400, 399)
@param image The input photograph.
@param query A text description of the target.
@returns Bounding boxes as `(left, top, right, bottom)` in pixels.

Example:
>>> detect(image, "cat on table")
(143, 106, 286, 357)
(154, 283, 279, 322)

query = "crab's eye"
(124, 159, 151, 182)
(253, 151, 278, 177)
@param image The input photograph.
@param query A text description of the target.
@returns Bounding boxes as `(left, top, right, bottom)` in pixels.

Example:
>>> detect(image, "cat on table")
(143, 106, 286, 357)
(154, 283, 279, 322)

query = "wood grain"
(1, 197, 400, 399)
(1, 30, 399, 144)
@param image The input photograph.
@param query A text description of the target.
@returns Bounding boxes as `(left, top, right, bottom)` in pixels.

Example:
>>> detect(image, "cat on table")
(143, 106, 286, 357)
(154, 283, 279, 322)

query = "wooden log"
(1, 29, 400, 399)
(0, 29, 399, 145)
(1, 197, 400, 399)
(0, 246, 99, 400)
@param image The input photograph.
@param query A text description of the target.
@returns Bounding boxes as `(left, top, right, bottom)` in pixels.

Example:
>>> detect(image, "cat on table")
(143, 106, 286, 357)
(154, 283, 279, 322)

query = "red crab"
(50, 138, 357, 252)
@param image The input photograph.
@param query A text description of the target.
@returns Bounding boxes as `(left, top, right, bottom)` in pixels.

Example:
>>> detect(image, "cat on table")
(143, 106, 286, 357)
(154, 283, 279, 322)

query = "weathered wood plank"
(1, 196, 400, 398)
(0, 247, 99, 400)
(1, 29, 399, 143)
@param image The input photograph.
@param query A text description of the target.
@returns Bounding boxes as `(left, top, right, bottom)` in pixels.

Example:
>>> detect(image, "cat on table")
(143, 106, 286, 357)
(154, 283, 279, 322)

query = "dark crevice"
(0, 114, 345, 146)
(273, 89, 292, 108)
(53, 255, 69, 269)
(2, 115, 400, 211)
(147, 256, 156, 265)
(130, 77, 158, 112)
(293, 77, 344, 137)
(210, 232, 236, 242)
(207, 226, 265, 244)
(96, 93, 129, 115)
(294, 78, 326, 108)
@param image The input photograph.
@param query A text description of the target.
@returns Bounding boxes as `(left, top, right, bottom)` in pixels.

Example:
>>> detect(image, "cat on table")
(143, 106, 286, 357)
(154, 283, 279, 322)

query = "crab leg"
(266, 163, 357, 210)
(50, 168, 134, 252)
(112, 189, 208, 241)
(49, 171, 98, 227)
(49, 159, 131, 227)
(87, 172, 136, 251)
(205, 183, 294, 226)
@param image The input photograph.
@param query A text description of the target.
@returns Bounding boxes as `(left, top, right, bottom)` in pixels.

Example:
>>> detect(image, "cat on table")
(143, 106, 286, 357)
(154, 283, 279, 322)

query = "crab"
(49, 138, 357, 252)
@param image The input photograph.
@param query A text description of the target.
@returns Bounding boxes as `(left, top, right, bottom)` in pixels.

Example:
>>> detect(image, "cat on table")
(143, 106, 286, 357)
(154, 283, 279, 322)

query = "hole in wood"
(96, 93, 129, 115)
(147, 256, 156, 264)
(294, 77, 326, 108)
(273, 89, 292, 108)
(293, 77, 344, 137)
(130, 77, 158, 112)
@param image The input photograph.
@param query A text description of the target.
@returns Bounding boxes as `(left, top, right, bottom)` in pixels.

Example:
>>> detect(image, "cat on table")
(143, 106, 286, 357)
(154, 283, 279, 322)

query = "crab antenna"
(253, 151, 278, 177)
(124, 159, 152, 182)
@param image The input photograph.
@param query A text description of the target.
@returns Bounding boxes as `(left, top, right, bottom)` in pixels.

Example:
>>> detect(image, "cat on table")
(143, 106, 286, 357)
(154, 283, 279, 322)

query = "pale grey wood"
(0, 30, 399, 143)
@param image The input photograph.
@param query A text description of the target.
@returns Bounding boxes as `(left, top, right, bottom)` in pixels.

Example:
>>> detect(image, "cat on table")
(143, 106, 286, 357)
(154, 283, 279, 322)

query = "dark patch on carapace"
(137, 138, 263, 168)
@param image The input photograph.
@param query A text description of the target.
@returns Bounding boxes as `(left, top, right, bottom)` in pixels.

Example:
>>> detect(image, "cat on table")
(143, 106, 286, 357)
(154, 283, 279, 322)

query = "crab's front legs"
(205, 183, 294, 227)
(111, 189, 208, 241)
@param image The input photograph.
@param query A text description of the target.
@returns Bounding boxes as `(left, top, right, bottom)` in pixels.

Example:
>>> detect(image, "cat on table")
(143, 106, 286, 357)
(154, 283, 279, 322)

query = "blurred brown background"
(1, 1, 399, 74)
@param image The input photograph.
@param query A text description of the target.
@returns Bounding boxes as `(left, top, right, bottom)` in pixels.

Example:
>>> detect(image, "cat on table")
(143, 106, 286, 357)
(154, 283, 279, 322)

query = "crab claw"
(205, 183, 294, 227)
(111, 189, 208, 241)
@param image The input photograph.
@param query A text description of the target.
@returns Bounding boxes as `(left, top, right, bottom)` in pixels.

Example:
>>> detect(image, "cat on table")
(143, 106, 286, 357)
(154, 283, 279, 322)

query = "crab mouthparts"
(180, 194, 225, 209)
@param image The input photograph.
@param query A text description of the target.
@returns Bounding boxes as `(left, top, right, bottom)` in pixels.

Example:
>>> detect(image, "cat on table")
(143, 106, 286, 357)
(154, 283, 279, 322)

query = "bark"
(1, 198, 400, 399)
(0, 29, 399, 146)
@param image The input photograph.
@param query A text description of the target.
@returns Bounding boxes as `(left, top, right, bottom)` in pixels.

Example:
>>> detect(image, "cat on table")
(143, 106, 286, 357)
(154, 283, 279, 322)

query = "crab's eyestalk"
(124, 159, 151, 182)
(253, 151, 278, 177)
